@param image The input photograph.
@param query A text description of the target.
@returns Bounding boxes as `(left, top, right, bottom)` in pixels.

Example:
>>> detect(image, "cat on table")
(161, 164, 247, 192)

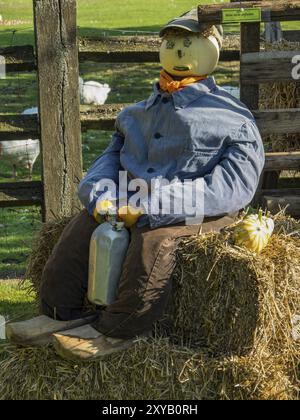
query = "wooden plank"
(0, 115, 39, 140)
(253, 109, 300, 135)
(241, 51, 300, 83)
(261, 192, 300, 216)
(34, 0, 83, 222)
(79, 36, 159, 64)
(259, 188, 300, 197)
(0, 181, 43, 207)
(283, 30, 300, 42)
(264, 152, 300, 171)
(79, 36, 240, 63)
(0, 45, 36, 72)
(198, 1, 300, 24)
(80, 104, 127, 131)
(240, 21, 260, 110)
(2, 107, 299, 137)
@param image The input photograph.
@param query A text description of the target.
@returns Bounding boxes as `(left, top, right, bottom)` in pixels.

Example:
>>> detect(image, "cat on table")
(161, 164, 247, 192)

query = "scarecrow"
(7, 10, 265, 361)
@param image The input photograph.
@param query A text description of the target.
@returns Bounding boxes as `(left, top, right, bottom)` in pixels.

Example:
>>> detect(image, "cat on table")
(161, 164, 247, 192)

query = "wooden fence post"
(33, 0, 82, 222)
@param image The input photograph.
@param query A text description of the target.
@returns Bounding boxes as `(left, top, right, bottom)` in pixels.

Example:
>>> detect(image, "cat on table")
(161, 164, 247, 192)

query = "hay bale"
(0, 338, 297, 400)
(166, 231, 300, 358)
(25, 216, 73, 296)
(25, 214, 300, 358)
(9, 213, 300, 400)
(260, 40, 300, 152)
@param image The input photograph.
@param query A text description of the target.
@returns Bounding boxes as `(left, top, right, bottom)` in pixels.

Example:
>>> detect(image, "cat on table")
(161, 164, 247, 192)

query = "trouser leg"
(39, 210, 98, 320)
(40, 207, 235, 337)
(93, 215, 235, 339)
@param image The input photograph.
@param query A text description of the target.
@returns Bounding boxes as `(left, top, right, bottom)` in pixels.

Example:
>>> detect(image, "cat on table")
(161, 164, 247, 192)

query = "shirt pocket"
(175, 134, 224, 177)
(175, 150, 220, 178)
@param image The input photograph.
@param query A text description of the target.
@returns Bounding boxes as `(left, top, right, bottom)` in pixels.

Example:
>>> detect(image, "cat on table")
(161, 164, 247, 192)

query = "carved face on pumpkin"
(159, 30, 220, 78)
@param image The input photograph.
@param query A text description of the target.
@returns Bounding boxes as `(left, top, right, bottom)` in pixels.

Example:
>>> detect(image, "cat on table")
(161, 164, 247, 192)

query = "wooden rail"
(79, 36, 240, 63)
(0, 115, 39, 140)
(0, 181, 43, 207)
(0, 45, 36, 72)
(264, 152, 300, 171)
(2, 107, 300, 139)
(241, 51, 300, 83)
(198, 1, 300, 24)
(1, 36, 240, 73)
(259, 188, 300, 217)
(253, 109, 300, 135)
(283, 30, 300, 42)
(2, 31, 299, 72)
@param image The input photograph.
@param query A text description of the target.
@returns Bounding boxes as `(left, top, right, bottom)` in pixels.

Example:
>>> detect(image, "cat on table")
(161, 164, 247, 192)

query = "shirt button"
(154, 132, 163, 139)
(147, 168, 155, 174)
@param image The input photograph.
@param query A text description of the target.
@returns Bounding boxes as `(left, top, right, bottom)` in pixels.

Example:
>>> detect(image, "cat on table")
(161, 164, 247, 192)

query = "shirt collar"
(145, 76, 217, 111)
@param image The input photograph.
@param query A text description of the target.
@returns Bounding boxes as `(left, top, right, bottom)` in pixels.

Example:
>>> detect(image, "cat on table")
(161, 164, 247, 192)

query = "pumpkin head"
(234, 210, 274, 254)
(159, 31, 220, 78)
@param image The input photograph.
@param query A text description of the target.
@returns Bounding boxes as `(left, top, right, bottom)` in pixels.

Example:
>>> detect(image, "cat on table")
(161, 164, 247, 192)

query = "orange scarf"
(159, 70, 207, 94)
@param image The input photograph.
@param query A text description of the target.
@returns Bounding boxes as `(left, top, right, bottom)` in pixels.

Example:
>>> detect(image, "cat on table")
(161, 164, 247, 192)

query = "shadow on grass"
(0, 298, 37, 323)
(0, 279, 37, 322)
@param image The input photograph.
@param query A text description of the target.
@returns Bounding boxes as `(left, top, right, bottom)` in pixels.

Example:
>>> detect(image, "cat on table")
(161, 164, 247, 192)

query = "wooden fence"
(0, 0, 300, 220)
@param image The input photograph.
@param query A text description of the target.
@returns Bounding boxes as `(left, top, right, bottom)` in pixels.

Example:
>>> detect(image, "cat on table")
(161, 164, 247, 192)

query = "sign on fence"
(0, 55, 5, 79)
(222, 8, 262, 23)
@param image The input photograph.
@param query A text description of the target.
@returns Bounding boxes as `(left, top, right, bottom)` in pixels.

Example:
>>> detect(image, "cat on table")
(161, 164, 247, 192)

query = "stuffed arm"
(77, 129, 124, 215)
(147, 121, 265, 229)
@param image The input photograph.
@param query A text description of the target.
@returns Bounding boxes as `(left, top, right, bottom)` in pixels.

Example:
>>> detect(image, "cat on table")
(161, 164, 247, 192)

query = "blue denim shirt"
(78, 77, 265, 228)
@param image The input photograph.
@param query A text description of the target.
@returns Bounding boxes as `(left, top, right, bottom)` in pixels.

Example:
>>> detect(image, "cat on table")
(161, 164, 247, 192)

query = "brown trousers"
(40, 210, 235, 339)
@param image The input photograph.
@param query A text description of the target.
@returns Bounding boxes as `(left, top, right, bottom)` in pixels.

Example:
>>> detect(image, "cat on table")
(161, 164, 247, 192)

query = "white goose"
(0, 107, 40, 179)
(79, 77, 111, 105)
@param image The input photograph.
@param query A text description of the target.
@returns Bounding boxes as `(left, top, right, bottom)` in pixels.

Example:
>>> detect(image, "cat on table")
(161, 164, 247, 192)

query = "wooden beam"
(0, 45, 36, 72)
(264, 152, 300, 171)
(0, 181, 43, 207)
(261, 192, 300, 217)
(198, 1, 300, 24)
(241, 51, 300, 83)
(0, 115, 39, 140)
(79, 36, 159, 64)
(282, 30, 300, 42)
(80, 104, 127, 131)
(240, 13, 260, 110)
(253, 109, 300, 135)
(34, 0, 83, 222)
(79, 36, 240, 63)
(2, 107, 299, 137)
(259, 188, 300, 197)
(81, 107, 300, 135)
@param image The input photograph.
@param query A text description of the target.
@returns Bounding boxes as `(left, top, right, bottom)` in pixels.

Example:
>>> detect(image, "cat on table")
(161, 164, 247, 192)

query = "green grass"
(0, 207, 41, 277)
(0, 280, 36, 326)
(0, 280, 36, 355)
(0, 0, 299, 47)
(0, 0, 224, 46)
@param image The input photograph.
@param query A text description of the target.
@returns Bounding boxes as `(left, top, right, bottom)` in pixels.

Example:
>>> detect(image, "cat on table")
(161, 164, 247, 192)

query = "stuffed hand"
(93, 200, 116, 223)
(118, 206, 144, 228)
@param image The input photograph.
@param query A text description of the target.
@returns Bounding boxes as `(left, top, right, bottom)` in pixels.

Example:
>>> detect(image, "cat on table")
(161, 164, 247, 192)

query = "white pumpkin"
(234, 211, 274, 254)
